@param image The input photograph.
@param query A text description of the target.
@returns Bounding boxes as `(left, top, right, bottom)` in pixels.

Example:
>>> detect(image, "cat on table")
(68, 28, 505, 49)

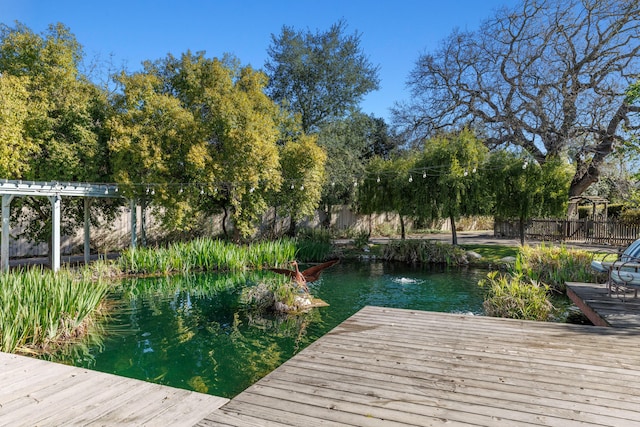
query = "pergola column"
(84, 197, 91, 264)
(1, 194, 14, 272)
(130, 198, 137, 249)
(49, 194, 61, 272)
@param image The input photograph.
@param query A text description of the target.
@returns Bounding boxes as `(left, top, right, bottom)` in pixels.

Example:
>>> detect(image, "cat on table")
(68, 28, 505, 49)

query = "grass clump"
(294, 228, 334, 262)
(479, 244, 599, 321)
(118, 237, 298, 275)
(515, 244, 597, 293)
(0, 268, 109, 354)
(383, 239, 468, 265)
(480, 271, 555, 321)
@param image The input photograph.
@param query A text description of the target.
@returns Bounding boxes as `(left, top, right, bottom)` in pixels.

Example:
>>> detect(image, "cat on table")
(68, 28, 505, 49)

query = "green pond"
(54, 261, 486, 398)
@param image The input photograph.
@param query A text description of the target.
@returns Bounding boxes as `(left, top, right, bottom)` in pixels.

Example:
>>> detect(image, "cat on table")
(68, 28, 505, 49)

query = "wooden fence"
(494, 219, 640, 247)
(5, 205, 413, 258)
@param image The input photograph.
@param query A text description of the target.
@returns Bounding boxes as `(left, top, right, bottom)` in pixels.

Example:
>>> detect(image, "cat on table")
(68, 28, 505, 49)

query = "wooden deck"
(566, 281, 640, 328)
(0, 352, 228, 426)
(198, 306, 640, 426)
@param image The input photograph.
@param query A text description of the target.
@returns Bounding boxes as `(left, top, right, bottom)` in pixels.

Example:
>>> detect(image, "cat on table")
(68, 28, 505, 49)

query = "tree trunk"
(221, 206, 229, 238)
(400, 215, 406, 240)
(321, 203, 332, 229)
(287, 217, 297, 237)
(450, 214, 458, 245)
(519, 216, 526, 246)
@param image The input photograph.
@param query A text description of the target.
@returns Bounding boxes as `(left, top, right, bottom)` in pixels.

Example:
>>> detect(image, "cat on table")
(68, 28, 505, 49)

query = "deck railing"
(494, 219, 640, 246)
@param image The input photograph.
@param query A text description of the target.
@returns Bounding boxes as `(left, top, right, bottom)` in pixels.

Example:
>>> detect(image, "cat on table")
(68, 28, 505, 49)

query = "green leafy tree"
(112, 52, 285, 239)
(316, 113, 394, 228)
(414, 129, 490, 245)
(358, 155, 417, 239)
(0, 73, 34, 177)
(0, 22, 115, 253)
(108, 70, 203, 241)
(265, 20, 380, 133)
(277, 134, 327, 236)
(487, 151, 573, 245)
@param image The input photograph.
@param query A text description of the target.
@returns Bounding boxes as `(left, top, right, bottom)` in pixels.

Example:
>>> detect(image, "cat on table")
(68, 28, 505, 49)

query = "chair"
(591, 238, 640, 300)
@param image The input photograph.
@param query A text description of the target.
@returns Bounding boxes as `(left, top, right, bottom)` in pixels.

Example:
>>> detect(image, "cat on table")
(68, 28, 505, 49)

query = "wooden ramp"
(567, 281, 640, 328)
(0, 352, 228, 426)
(199, 306, 640, 427)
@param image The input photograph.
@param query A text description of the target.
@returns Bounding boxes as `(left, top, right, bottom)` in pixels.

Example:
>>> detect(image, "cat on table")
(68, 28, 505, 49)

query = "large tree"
(265, 20, 380, 133)
(395, 0, 640, 214)
(0, 73, 33, 177)
(316, 113, 394, 227)
(0, 22, 116, 252)
(414, 130, 490, 245)
(110, 52, 286, 239)
(358, 155, 418, 239)
(487, 151, 573, 245)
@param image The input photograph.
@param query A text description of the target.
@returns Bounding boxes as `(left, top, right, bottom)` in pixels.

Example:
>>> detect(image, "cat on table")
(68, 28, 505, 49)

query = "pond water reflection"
(53, 261, 486, 398)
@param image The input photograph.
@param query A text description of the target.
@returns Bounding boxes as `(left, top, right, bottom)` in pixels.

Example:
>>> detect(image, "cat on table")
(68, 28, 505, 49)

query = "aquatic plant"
(118, 237, 299, 275)
(480, 271, 555, 321)
(514, 244, 596, 293)
(294, 228, 334, 262)
(0, 268, 108, 354)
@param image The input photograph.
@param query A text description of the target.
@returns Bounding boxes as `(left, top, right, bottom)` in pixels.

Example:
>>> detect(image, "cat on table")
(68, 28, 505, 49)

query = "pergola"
(568, 195, 610, 220)
(0, 179, 138, 272)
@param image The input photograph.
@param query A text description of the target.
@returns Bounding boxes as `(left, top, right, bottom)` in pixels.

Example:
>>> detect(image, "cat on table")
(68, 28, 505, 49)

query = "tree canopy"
(394, 0, 640, 209)
(265, 20, 380, 133)
(0, 22, 115, 250)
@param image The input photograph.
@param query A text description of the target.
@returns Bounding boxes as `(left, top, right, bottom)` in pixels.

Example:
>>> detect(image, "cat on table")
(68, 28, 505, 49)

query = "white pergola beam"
(0, 180, 120, 198)
(0, 179, 132, 272)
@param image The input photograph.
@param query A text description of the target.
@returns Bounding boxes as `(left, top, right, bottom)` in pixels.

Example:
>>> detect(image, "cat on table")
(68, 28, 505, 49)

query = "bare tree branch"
(394, 0, 640, 198)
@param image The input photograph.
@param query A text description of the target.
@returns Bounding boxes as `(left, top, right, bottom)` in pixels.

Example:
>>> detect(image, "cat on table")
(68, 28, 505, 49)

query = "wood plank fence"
(494, 219, 640, 247)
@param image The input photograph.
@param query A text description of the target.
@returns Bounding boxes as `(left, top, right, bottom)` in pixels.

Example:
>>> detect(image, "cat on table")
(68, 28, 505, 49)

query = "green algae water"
(56, 261, 485, 398)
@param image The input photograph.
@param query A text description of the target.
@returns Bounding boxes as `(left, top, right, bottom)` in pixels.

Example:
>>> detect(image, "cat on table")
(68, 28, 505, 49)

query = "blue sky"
(1, 0, 510, 121)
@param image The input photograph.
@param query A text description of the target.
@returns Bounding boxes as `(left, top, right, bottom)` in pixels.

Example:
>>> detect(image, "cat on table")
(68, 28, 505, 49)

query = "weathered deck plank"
(566, 281, 640, 328)
(199, 306, 640, 426)
(0, 352, 228, 426)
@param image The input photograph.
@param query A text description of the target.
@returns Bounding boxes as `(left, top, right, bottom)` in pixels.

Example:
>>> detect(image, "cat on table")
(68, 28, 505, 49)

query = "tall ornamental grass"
(479, 244, 599, 321)
(479, 271, 555, 321)
(515, 244, 596, 293)
(118, 237, 298, 275)
(0, 268, 108, 354)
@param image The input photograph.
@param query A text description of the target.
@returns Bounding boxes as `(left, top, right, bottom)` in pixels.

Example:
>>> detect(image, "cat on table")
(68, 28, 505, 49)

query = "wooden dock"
(0, 352, 228, 426)
(198, 306, 640, 426)
(566, 281, 640, 328)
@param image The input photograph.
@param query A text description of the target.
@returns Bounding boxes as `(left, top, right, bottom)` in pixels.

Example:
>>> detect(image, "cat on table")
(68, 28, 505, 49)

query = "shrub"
(383, 240, 468, 265)
(620, 208, 640, 224)
(480, 271, 555, 321)
(515, 244, 595, 293)
(352, 230, 370, 250)
(294, 228, 334, 262)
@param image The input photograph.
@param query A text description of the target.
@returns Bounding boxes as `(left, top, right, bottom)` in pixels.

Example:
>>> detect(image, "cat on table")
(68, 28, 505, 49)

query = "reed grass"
(514, 244, 596, 293)
(118, 238, 299, 275)
(0, 268, 109, 354)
